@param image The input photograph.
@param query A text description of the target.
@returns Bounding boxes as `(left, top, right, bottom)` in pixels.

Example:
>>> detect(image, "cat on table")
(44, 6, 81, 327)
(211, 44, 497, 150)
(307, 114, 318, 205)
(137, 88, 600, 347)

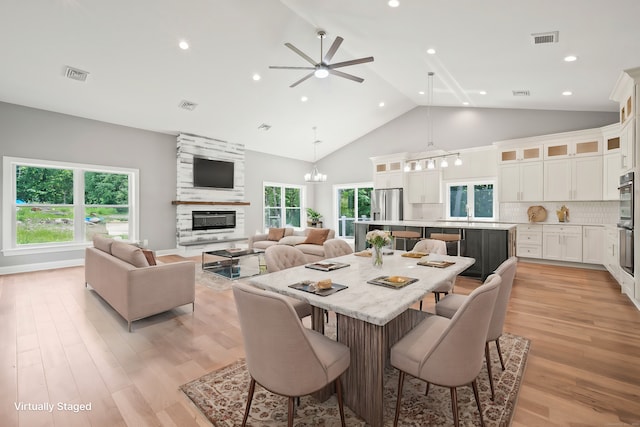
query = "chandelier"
(304, 127, 327, 183)
(405, 72, 462, 171)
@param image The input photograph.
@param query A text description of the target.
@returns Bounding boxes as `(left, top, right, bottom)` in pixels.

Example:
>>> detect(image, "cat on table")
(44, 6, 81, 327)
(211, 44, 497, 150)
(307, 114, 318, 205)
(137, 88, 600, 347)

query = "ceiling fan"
(269, 30, 374, 88)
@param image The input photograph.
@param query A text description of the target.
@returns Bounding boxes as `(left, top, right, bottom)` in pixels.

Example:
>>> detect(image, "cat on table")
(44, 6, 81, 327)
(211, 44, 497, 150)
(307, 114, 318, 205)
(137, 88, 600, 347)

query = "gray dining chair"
(233, 282, 350, 427)
(412, 239, 454, 309)
(436, 256, 517, 400)
(390, 274, 501, 427)
(263, 245, 313, 319)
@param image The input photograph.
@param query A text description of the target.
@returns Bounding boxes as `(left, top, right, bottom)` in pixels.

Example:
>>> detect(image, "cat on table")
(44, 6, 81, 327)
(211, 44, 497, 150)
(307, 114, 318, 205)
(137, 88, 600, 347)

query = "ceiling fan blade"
(329, 56, 375, 69)
(285, 43, 318, 66)
(269, 66, 315, 70)
(290, 72, 315, 88)
(323, 36, 343, 63)
(329, 69, 364, 83)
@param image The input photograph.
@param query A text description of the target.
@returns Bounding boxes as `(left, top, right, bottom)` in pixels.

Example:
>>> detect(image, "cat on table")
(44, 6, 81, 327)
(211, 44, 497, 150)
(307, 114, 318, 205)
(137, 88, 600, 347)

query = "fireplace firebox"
(192, 211, 236, 230)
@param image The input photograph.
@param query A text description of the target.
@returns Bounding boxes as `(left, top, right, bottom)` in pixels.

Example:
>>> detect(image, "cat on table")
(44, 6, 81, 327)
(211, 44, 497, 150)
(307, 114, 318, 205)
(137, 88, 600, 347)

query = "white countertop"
(357, 220, 518, 230)
(248, 252, 475, 326)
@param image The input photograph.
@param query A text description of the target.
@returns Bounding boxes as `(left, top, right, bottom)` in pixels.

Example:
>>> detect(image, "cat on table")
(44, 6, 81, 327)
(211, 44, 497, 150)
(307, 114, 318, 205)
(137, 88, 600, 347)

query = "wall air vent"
(65, 66, 89, 82)
(512, 90, 530, 97)
(178, 100, 198, 111)
(531, 31, 559, 44)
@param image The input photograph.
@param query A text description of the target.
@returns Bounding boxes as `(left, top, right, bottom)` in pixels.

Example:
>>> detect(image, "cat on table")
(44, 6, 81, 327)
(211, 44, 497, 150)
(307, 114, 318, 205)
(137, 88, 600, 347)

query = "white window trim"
(333, 182, 374, 240)
(262, 181, 306, 232)
(444, 179, 497, 221)
(2, 156, 139, 256)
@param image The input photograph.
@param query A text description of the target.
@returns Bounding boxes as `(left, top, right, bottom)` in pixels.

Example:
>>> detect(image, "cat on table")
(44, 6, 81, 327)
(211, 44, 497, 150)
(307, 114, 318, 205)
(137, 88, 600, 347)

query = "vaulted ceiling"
(1, 0, 639, 161)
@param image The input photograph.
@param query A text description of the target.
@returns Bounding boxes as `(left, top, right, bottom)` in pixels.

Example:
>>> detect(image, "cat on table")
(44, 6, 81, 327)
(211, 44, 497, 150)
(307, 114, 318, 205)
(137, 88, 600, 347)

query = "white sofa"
(248, 228, 336, 262)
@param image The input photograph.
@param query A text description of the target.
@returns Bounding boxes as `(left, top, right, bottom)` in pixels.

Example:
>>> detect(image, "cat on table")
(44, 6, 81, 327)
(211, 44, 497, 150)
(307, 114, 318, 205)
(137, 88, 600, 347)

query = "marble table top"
(248, 252, 475, 326)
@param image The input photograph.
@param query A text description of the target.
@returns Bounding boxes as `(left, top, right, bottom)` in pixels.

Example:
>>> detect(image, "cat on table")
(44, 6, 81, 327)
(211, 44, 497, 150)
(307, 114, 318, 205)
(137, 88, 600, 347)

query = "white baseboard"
(0, 258, 85, 275)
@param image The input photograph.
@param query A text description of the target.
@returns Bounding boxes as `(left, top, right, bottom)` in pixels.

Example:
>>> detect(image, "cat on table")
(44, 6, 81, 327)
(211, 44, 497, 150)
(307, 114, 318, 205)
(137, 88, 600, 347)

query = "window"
(263, 183, 304, 229)
(334, 183, 373, 238)
(446, 181, 496, 221)
(3, 157, 138, 255)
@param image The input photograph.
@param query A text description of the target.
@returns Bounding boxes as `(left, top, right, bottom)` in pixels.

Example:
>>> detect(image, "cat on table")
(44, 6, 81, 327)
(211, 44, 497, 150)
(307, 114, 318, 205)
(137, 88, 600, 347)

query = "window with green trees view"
(3, 157, 137, 253)
(336, 184, 373, 238)
(263, 183, 303, 229)
(446, 181, 495, 220)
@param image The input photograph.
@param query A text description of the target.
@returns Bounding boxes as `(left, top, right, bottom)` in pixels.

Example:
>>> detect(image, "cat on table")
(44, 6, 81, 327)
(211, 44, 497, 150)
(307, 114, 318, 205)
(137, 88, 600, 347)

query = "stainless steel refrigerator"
(371, 188, 403, 221)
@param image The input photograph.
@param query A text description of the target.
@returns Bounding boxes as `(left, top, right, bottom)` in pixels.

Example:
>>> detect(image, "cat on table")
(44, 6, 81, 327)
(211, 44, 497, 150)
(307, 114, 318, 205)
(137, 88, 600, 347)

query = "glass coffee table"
(201, 248, 263, 280)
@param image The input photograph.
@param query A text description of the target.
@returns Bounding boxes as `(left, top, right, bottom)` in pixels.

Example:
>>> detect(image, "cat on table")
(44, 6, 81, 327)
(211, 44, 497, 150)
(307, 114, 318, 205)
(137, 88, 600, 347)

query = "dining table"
(247, 250, 475, 427)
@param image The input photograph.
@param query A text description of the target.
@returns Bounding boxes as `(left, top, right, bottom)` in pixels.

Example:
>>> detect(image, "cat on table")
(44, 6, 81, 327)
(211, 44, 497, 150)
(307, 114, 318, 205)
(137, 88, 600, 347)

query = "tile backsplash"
(499, 201, 618, 225)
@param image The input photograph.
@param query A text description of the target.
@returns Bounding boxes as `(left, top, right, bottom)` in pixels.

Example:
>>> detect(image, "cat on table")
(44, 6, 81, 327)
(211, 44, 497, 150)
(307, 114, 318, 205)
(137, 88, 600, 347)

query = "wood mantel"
(171, 200, 250, 206)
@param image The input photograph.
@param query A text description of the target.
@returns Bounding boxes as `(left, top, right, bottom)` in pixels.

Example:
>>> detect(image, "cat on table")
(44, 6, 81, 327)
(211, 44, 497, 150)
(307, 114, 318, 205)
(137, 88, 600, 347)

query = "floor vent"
(531, 31, 559, 44)
(178, 100, 198, 111)
(512, 90, 530, 97)
(65, 66, 89, 82)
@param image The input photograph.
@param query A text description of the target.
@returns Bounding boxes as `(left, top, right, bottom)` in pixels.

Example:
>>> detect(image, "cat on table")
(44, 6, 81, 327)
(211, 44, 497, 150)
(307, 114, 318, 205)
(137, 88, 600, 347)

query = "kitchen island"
(355, 220, 516, 279)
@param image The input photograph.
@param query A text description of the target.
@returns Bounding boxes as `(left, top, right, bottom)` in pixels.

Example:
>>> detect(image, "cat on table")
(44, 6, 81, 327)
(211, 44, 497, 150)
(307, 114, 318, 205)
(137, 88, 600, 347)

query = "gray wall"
(0, 101, 177, 269)
(0, 101, 619, 270)
(315, 106, 619, 228)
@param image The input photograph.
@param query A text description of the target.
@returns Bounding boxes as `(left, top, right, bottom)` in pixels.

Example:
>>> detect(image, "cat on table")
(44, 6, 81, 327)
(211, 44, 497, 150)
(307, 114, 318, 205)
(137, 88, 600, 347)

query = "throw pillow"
(111, 241, 150, 268)
(93, 234, 114, 254)
(303, 228, 330, 245)
(267, 227, 286, 241)
(278, 236, 307, 246)
(141, 249, 157, 266)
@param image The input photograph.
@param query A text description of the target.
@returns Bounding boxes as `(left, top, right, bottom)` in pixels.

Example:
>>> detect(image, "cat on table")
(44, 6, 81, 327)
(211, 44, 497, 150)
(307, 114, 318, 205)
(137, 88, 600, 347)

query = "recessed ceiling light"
(179, 41, 189, 50)
(301, 96, 308, 102)
(562, 91, 573, 96)
(564, 55, 578, 62)
(479, 90, 487, 95)
(379, 101, 385, 107)
(418, 91, 425, 95)
(388, 0, 400, 7)
(252, 73, 261, 81)
(426, 48, 436, 55)
(462, 102, 469, 106)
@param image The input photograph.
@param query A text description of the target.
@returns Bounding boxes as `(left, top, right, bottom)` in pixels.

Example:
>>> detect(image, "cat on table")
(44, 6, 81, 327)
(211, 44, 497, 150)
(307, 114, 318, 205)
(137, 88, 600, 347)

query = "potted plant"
(306, 208, 323, 227)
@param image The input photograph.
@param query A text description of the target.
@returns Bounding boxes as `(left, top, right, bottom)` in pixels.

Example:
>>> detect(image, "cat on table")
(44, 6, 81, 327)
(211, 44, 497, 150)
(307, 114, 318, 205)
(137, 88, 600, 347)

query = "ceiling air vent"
(65, 66, 89, 82)
(178, 100, 198, 111)
(531, 31, 559, 45)
(512, 90, 530, 97)
(258, 123, 272, 131)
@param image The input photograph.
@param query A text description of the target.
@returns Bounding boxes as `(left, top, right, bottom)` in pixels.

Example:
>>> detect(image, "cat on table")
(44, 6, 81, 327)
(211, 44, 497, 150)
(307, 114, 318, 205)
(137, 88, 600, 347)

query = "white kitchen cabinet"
(603, 153, 622, 200)
(407, 170, 441, 203)
(582, 226, 604, 265)
(374, 171, 403, 189)
(498, 145, 542, 163)
(543, 137, 602, 160)
(544, 156, 603, 201)
(499, 162, 543, 202)
(620, 119, 635, 171)
(604, 225, 620, 282)
(516, 224, 543, 258)
(543, 225, 582, 263)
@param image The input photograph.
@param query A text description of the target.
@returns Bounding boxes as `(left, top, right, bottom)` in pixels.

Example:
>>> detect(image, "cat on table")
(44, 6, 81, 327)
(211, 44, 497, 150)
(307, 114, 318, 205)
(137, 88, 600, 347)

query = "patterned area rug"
(180, 332, 530, 426)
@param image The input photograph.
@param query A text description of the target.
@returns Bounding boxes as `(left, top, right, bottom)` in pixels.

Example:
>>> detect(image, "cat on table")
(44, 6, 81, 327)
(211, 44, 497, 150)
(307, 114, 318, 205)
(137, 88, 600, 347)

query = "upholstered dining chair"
(435, 256, 517, 400)
(263, 245, 313, 319)
(232, 282, 350, 427)
(390, 274, 501, 427)
(323, 238, 354, 258)
(411, 239, 453, 309)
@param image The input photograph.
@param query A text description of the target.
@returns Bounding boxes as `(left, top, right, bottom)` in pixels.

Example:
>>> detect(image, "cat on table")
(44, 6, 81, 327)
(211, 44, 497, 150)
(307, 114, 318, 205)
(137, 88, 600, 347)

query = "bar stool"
(430, 233, 462, 256)
(391, 230, 422, 251)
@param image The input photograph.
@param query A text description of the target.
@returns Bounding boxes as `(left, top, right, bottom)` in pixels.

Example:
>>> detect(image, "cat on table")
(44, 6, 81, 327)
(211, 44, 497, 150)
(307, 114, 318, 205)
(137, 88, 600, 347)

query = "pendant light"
(304, 127, 327, 183)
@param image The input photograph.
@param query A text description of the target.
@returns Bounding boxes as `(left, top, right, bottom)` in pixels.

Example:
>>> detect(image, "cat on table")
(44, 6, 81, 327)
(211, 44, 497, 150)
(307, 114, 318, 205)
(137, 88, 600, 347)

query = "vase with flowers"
(366, 229, 391, 267)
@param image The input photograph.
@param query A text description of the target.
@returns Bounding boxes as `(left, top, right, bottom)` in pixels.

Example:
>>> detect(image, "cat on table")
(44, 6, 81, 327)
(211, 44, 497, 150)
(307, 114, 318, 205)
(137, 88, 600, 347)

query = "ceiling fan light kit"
(270, 30, 374, 87)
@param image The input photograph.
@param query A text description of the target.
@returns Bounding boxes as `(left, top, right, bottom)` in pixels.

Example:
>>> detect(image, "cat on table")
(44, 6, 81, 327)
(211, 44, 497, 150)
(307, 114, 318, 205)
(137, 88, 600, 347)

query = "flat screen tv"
(193, 157, 234, 189)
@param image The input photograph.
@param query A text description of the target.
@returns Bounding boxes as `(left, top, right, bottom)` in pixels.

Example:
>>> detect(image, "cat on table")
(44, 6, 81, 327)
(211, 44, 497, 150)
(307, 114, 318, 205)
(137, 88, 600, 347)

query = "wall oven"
(618, 172, 634, 276)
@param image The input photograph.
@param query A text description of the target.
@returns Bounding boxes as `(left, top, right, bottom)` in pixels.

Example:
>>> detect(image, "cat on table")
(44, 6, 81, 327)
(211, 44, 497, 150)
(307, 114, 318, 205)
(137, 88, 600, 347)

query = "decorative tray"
(417, 260, 455, 268)
(289, 281, 347, 296)
(305, 262, 350, 272)
(367, 275, 418, 289)
(401, 251, 428, 259)
(354, 250, 372, 257)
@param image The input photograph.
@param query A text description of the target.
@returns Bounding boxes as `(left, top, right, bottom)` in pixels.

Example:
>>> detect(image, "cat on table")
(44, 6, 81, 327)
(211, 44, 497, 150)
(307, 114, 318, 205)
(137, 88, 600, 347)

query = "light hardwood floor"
(1, 258, 639, 426)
